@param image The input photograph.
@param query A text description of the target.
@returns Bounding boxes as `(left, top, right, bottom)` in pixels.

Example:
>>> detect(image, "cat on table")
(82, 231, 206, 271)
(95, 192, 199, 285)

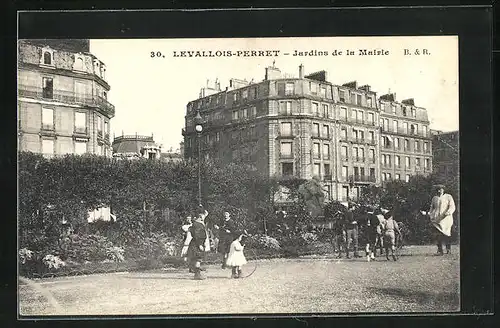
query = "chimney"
(380, 93, 396, 102)
(299, 64, 304, 79)
(359, 84, 371, 92)
(265, 66, 281, 80)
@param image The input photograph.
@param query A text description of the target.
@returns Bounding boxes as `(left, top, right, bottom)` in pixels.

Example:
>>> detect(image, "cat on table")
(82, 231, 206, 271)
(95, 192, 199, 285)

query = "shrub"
(106, 246, 125, 262)
(59, 234, 114, 263)
(247, 234, 281, 250)
(19, 248, 34, 265)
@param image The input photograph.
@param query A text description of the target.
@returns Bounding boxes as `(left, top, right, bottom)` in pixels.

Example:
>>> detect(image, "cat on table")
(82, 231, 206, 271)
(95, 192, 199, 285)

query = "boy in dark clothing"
(214, 211, 237, 269)
(187, 213, 208, 280)
(345, 204, 361, 258)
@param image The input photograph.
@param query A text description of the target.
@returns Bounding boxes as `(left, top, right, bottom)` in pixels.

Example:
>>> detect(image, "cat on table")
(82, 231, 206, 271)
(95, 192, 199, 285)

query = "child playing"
(226, 234, 247, 278)
(382, 210, 401, 261)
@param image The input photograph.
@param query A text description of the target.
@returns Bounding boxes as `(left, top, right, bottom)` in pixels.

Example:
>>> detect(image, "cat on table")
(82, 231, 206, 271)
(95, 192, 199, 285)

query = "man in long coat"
(187, 212, 208, 280)
(428, 184, 456, 255)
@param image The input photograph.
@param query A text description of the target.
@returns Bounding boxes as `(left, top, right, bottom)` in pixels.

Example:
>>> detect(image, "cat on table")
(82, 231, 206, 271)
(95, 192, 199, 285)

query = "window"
(367, 97, 372, 107)
(42, 107, 54, 130)
(216, 132, 220, 142)
(342, 186, 349, 201)
(424, 142, 429, 153)
(405, 156, 411, 168)
(356, 110, 363, 123)
(395, 174, 400, 180)
(242, 89, 248, 99)
(285, 83, 294, 95)
(341, 146, 348, 159)
(394, 138, 400, 149)
(425, 158, 430, 169)
(313, 123, 320, 137)
(341, 128, 347, 139)
(325, 185, 331, 200)
(310, 82, 318, 94)
(42, 77, 53, 99)
(356, 94, 362, 105)
(392, 104, 396, 114)
(369, 149, 375, 162)
(232, 110, 239, 120)
(242, 108, 248, 118)
(404, 139, 410, 150)
(360, 167, 365, 177)
(253, 87, 258, 99)
(368, 112, 375, 125)
(384, 119, 389, 131)
(280, 142, 293, 158)
(359, 130, 364, 140)
(415, 157, 421, 168)
(353, 167, 359, 177)
(321, 87, 327, 98)
(97, 116, 102, 134)
(403, 122, 408, 134)
(75, 81, 85, 102)
(74, 57, 84, 71)
(281, 122, 292, 136)
(387, 173, 392, 180)
(353, 147, 359, 160)
(324, 164, 331, 176)
(405, 174, 410, 182)
(402, 107, 407, 116)
(393, 120, 398, 132)
(105, 121, 109, 134)
(415, 140, 420, 152)
(342, 166, 348, 178)
(250, 106, 257, 117)
(43, 51, 52, 65)
(312, 103, 319, 116)
(313, 143, 320, 159)
(369, 131, 374, 142)
(341, 107, 348, 119)
(322, 104, 329, 117)
(282, 163, 293, 176)
(279, 101, 292, 115)
(360, 148, 365, 161)
(233, 93, 238, 102)
(411, 108, 416, 117)
(353, 129, 359, 139)
(75, 112, 86, 133)
(323, 125, 330, 138)
(382, 173, 387, 181)
(369, 168, 376, 177)
(410, 124, 416, 135)
(42, 139, 54, 155)
(423, 126, 428, 137)
(313, 163, 321, 177)
(395, 155, 401, 167)
(351, 109, 357, 120)
(339, 90, 346, 102)
(380, 118, 384, 129)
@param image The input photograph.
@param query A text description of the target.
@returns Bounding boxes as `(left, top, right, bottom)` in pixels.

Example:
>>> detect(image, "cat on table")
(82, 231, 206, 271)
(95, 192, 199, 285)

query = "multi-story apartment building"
(183, 65, 432, 202)
(378, 94, 433, 184)
(431, 130, 458, 181)
(18, 39, 115, 157)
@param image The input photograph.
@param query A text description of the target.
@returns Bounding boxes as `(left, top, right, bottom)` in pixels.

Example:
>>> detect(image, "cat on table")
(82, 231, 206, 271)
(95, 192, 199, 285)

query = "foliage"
(19, 248, 34, 265)
(106, 246, 125, 263)
(42, 254, 66, 270)
(247, 234, 281, 250)
(59, 234, 114, 263)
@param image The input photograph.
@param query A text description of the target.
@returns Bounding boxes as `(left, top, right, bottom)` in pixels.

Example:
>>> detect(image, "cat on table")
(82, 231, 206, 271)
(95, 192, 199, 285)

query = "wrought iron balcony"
(349, 175, 376, 183)
(18, 84, 115, 118)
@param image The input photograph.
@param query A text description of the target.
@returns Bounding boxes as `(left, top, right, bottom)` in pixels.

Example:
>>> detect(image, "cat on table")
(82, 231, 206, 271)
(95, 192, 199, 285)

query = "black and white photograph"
(17, 32, 463, 316)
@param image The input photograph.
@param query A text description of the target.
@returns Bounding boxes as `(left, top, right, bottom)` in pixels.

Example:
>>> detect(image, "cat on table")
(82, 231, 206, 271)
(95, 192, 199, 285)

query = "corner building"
(183, 65, 431, 203)
(18, 39, 115, 157)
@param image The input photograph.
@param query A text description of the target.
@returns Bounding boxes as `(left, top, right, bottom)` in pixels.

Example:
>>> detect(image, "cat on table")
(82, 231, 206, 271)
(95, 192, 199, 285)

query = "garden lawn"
(19, 245, 459, 316)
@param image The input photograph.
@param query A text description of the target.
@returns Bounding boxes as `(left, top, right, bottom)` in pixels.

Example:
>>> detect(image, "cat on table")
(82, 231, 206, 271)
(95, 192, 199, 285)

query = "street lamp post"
(194, 111, 203, 205)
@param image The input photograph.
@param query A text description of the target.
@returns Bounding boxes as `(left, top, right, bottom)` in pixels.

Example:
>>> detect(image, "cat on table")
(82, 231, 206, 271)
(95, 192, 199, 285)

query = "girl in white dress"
(226, 234, 247, 278)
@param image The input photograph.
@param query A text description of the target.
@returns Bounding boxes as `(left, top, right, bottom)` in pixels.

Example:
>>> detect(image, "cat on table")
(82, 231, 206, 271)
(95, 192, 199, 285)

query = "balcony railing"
(324, 174, 333, 181)
(349, 175, 377, 183)
(18, 84, 115, 118)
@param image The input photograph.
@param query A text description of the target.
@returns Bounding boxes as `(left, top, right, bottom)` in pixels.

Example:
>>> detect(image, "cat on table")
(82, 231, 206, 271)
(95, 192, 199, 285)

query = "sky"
(90, 36, 458, 152)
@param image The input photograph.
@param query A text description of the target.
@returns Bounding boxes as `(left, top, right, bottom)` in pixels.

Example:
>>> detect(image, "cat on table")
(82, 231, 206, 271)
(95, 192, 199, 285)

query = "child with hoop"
(226, 233, 247, 279)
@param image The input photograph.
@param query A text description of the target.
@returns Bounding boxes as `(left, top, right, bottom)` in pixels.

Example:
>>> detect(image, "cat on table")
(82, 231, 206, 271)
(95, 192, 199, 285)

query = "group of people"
(331, 183, 456, 261)
(180, 205, 247, 280)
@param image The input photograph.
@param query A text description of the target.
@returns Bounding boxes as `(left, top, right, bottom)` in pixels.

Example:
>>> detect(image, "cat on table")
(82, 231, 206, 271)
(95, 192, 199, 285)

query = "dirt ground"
(19, 245, 460, 316)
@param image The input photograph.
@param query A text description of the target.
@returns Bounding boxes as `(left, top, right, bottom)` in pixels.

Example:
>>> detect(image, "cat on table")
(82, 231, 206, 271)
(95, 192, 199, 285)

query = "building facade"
(379, 94, 433, 184)
(431, 130, 459, 181)
(18, 39, 115, 157)
(183, 65, 432, 202)
(112, 134, 162, 159)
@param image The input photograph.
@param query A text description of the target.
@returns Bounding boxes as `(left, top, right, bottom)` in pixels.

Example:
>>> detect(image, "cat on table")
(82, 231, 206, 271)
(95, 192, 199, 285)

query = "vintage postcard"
(18, 35, 460, 316)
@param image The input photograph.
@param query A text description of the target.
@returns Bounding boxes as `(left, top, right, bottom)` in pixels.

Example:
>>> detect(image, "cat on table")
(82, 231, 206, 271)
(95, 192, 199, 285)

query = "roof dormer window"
(40, 47, 55, 67)
(73, 54, 85, 71)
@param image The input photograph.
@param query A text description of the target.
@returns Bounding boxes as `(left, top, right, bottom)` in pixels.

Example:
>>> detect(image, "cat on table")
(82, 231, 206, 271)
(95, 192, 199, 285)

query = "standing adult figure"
(427, 184, 456, 255)
(187, 212, 209, 280)
(345, 203, 361, 258)
(214, 211, 237, 269)
(364, 206, 380, 261)
(197, 204, 211, 253)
